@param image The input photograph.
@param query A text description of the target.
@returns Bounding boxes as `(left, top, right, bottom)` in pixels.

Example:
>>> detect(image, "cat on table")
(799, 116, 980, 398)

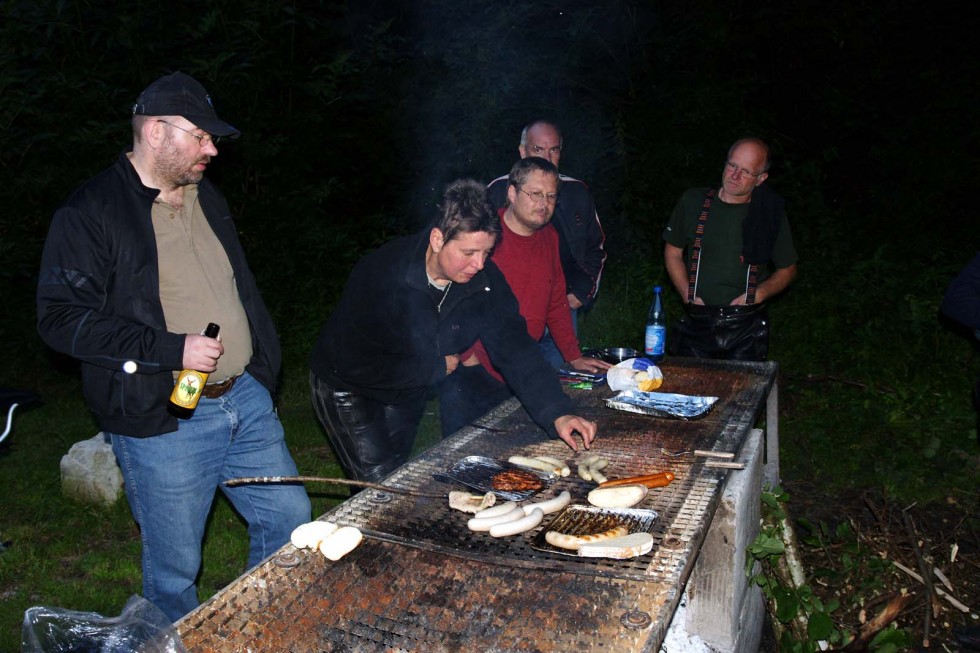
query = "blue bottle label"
(645, 325, 666, 356)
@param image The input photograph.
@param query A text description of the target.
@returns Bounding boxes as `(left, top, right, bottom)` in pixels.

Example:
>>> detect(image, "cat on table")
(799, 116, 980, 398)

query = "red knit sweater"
(464, 213, 580, 382)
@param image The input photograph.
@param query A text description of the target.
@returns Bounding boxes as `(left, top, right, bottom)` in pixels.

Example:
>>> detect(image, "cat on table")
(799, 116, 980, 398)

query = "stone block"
(60, 433, 124, 505)
(684, 427, 765, 651)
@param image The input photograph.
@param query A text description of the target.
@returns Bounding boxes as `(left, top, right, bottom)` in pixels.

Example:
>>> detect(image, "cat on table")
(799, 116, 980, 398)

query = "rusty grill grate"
(179, 537, 673, 652)
(177, 359, 777, 652)
(325, 360, 772, 583)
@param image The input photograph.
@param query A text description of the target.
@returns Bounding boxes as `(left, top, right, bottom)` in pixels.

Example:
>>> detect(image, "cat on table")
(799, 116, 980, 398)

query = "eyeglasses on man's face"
(156, 120, 220, 147)
(527, 144, 562, 157)
(519, 188, 558, 205)
(724, 160, 763, 178)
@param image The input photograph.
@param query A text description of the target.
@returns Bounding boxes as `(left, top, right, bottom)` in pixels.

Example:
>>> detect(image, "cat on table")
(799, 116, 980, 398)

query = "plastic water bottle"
(644, 286, 666, 362)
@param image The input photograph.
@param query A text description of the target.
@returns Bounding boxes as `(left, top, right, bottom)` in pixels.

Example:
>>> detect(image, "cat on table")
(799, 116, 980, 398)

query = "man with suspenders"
(662, 138, 798, 361)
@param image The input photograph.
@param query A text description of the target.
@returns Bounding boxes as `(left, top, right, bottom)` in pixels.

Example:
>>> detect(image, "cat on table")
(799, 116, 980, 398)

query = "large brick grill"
(177, 359, 776, 652)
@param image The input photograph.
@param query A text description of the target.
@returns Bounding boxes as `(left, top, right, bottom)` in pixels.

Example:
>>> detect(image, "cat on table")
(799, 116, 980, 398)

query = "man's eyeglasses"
(519, 188, 558, 205)
(156, 120, 220, 146)
(527, 144, 562, 157)
(724, 161, 763, 178)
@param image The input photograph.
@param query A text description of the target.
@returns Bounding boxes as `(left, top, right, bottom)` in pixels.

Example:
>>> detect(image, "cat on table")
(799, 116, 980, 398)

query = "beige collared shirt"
(151, 184, 252, 382)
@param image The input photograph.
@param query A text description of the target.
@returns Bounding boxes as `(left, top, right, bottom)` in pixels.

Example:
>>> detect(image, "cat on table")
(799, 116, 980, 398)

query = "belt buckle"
(202, 375, 238, 399)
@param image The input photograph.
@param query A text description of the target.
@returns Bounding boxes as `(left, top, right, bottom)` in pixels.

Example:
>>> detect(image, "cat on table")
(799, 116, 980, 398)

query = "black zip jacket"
(37, 152, 281, 437)
(309, 230, 573, 437)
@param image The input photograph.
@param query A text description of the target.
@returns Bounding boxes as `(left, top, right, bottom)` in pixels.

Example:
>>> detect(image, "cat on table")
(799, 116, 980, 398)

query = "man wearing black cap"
(37, 72, 310, 621)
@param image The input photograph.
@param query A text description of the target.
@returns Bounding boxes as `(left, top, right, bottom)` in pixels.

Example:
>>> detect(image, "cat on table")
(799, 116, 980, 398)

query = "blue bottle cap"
(653, 285, 662, 292)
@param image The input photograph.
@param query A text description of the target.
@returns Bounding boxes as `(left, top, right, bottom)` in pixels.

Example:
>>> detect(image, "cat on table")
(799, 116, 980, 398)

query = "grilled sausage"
(489, 508, 544, 538)
(491, 469, 544, 492)
(474, 501, 517, 519)
(545, 525, 630, 551)
(533, 455, 571, 477)
(521, 490, 571, 516)
(577, 454, 604, 481)
(588, 458, 609, 472)
(508, 455, 559, 475)
(598, 472, 675, 489)
(467, 506, 526, 532)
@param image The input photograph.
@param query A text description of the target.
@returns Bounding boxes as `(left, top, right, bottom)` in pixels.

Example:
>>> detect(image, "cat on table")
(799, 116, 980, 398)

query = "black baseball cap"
(131, 71, 240, 139)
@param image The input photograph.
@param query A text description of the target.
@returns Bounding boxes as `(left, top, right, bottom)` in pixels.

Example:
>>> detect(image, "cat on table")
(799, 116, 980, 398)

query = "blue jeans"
(109, 372, 311, 622)
(539, 307, 579, 369)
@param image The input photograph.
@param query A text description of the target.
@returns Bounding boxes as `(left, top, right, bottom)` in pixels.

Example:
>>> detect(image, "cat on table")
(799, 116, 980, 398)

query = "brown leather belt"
(201, 375, 240, 399)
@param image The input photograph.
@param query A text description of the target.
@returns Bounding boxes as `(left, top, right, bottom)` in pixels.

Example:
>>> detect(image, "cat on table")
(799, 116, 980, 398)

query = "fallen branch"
(755, 499, 811, 644)
(933, 566, 954, 593)
(891, 560, 971, 613)
(901, 510, 933, 647)
(843, 592, 912, 651)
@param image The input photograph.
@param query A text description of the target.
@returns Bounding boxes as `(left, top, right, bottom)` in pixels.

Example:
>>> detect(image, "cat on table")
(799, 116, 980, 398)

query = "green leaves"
(774, 587, 800, 623)
(748, 489, 903, 650)
(749, 532, 786, 558)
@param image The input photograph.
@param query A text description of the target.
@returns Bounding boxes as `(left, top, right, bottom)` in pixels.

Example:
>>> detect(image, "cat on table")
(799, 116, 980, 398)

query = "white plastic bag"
(22, 594, 187, 652)
(605, 358, 663, 392)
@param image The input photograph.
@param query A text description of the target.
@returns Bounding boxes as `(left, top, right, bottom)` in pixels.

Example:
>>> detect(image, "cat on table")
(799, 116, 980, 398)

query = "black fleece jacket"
(309, 230, 573, 437)
(37, 152, 281, 437)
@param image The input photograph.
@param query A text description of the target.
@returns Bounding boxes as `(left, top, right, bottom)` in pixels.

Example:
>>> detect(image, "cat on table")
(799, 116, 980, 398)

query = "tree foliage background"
(2, 0, 978, 498)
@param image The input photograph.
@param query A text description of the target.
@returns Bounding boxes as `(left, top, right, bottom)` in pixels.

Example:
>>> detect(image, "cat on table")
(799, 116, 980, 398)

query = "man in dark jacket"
(487, 120, 606, 368)
(36, 72, 310, 622)
(309, 179, 598, 483)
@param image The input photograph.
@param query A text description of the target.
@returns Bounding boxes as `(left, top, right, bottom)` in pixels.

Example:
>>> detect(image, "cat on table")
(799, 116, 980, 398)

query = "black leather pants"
(309, 372, 426, 483)
(670, 303, 770, 362)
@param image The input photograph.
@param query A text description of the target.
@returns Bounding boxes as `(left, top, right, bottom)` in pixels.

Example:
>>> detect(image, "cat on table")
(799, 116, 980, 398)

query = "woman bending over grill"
(309, 179, 597, 483)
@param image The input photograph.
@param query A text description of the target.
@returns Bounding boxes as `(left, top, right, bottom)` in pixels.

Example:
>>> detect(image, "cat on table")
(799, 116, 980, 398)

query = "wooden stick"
(224, 475, 446, 498)
(704, 460, 745, 469)
(891, 560, 970, 612)
(901, 510, 933, 647)
(694, 450, 735, 459)
(933, 566, 954, 593)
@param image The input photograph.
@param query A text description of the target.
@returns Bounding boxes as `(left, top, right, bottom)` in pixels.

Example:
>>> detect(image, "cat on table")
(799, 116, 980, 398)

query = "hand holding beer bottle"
(168, 323, 221, 418)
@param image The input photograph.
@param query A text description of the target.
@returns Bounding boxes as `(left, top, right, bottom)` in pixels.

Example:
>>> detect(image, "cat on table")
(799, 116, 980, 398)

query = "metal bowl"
(601, 347, 638, 363)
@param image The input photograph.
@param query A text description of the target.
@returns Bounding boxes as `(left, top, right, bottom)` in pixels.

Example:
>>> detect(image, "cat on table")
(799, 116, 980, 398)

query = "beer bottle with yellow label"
(168, 323, 220, 418)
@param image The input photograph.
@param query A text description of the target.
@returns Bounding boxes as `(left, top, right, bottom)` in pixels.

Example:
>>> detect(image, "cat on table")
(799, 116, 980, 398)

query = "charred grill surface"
(324, 359, 774, 582)
(177, 359, 777, 652)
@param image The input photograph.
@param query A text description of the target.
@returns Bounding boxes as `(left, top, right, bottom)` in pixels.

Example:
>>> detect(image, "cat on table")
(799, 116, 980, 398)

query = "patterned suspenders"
(687, 189, 759, 305)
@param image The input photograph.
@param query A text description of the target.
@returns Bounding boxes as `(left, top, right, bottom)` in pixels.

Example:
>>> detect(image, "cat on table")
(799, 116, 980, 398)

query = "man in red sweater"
(437, 157, 610, 437)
